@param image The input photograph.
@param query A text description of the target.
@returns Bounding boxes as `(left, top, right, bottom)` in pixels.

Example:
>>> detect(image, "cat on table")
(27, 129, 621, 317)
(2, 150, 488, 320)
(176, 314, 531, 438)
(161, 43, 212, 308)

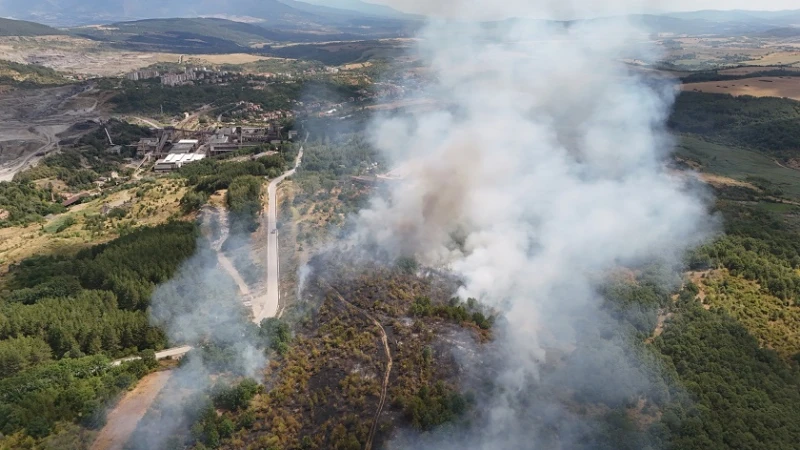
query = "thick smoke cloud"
(350, 1, 715, 448)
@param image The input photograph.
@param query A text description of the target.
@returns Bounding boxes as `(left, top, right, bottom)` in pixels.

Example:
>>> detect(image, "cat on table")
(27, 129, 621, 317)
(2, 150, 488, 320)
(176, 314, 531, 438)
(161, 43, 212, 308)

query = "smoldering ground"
(340, 1, 716, 449)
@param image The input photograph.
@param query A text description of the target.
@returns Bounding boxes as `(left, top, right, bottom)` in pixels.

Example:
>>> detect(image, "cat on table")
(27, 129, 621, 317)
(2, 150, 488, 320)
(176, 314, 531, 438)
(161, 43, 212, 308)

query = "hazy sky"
(368, 0, 800, 19)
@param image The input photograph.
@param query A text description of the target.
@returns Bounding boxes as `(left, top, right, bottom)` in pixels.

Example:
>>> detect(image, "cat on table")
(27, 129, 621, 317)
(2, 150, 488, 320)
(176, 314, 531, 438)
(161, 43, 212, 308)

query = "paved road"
(110, 345, 193, 367)
(254, 144, 304, 323)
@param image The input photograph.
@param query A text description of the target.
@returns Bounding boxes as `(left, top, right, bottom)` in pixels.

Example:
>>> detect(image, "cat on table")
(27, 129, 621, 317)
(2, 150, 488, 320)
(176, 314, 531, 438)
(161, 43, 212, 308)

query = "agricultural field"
(659, 36, 800, 70)
(741, 50, 800, 66)
(682, 76, 800, 101)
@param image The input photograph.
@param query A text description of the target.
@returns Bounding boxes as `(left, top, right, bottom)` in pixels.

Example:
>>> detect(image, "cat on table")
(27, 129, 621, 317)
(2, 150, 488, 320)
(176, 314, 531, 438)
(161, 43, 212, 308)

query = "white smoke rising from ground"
(350, 1, 715, 448)
(129, 210, 267, 449)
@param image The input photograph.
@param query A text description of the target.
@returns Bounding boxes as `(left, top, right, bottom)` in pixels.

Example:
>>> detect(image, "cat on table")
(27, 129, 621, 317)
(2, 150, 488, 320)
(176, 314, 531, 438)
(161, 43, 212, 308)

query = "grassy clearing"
(695, 270, 800, 358)
(675, 135, 800, 198)
(0, 178, 189, 271)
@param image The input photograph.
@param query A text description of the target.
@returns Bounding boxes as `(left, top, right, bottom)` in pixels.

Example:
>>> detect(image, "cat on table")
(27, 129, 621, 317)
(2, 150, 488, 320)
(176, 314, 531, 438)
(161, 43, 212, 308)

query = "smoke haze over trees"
(348, 0, 715, 448)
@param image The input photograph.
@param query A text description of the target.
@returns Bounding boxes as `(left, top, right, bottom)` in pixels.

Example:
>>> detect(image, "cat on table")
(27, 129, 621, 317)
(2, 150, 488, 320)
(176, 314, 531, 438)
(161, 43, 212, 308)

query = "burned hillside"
(215, 251, 490, 449)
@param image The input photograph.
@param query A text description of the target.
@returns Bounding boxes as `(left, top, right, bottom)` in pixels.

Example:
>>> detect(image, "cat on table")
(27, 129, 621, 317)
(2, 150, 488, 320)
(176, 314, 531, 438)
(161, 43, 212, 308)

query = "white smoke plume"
(349, 0, 715, 448)
(128, 209, 267, 449)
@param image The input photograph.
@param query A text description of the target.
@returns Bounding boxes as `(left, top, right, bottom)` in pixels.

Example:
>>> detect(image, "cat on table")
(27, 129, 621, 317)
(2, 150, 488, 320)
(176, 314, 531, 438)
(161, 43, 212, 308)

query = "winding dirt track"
(327, 285, 392, 450)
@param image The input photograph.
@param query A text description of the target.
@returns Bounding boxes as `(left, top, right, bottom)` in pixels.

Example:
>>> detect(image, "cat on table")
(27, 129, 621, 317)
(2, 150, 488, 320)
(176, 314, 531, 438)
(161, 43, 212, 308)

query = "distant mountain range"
(290, 0, 421, 19)
(0, 4, 799, 45)
(663, 9, 800, 26)
(69, 17, 396, 51)
(0, 0, 416, 27)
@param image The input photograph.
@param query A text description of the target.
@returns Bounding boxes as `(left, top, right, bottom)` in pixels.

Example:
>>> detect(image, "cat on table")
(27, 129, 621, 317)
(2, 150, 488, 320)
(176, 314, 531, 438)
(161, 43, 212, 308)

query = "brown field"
(742, 51, 800, 67)
(698, 173, 760, 190)
(658, 36, 800, 69)
(0, 36, 183, 76)
(0, 36, 298, 76)
(682, 77, 800, 101)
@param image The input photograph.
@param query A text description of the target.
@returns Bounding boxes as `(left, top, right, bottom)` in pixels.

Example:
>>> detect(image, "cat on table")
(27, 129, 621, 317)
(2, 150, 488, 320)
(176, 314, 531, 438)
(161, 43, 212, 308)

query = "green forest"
(0, 181, 64, 227)
(178, 152, 292, 233)
(669, 91, 800, 162)
(0, 222, 197, 444)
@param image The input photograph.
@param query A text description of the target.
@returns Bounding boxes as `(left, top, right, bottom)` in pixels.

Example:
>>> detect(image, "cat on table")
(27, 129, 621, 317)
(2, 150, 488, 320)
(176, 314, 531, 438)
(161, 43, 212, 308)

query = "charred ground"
(215, 252, 486, 450)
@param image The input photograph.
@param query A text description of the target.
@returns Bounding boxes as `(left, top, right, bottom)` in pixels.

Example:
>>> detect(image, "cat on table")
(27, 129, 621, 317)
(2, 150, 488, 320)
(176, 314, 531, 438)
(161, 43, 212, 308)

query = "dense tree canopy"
(0, 181, 64, 227)
(669, 92, 800, 161)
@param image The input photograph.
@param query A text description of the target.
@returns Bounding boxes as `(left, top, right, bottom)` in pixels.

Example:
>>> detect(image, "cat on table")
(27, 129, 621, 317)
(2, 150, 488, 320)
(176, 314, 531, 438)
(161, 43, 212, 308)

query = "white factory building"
(154, 153, 206, 172)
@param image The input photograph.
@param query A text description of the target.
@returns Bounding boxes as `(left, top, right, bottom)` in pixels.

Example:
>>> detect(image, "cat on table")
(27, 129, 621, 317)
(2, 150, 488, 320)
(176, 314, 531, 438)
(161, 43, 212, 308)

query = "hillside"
(2, 88, 800, 450)
(665, 9, 800, 27)
(760, 26, 800, 38)
(70, 18, 276, 51)
(69, 18, 385, 52)
(669, 91, 800, 165)
(290, 0, 420, 19)
(1, 0, 415, 36)
(0, 60, 68, 85)
(0, 17, 64, 36)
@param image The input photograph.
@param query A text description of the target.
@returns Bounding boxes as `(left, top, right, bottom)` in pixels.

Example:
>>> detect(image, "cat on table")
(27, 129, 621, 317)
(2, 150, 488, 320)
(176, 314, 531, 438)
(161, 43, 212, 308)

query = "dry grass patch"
(0, 178, 190, 272)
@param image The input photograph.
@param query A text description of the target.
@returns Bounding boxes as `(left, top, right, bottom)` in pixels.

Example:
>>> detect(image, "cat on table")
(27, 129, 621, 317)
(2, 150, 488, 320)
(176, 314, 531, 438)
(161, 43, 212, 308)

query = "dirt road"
(132, 117, 163, 129)
(218, 251, 252, 299)
(110, 346, 193, 367)
(90, 371, 173, 450)
(203, 205, 263, 318)
(254, 144, 304, 324)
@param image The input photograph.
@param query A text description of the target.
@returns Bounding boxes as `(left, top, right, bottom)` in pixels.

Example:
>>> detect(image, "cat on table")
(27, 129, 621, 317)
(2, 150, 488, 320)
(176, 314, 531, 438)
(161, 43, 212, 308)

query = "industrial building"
(154, 153, 206, 172)
(169, 139, 199, 154)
